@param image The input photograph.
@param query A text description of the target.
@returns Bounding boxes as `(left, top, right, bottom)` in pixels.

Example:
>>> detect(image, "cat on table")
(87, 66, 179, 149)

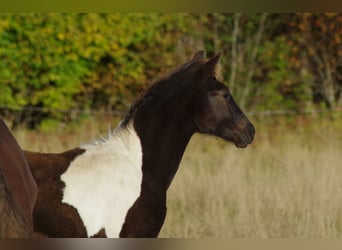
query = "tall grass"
(161, 116, 342, 237)
(12, 115, 342, 237)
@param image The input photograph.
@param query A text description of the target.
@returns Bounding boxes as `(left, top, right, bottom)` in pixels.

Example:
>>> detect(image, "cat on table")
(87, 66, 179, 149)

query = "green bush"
(0, 13, 194, 129)
(0, 13, 340, 129)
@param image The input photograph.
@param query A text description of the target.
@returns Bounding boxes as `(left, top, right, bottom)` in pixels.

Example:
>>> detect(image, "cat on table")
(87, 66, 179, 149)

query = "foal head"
(192, 51, 255, 148)
(126, 50, 255, 148)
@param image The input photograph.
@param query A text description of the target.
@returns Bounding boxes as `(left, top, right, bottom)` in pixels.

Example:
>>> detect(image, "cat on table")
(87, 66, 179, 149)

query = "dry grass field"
(12, 115, 342, 238)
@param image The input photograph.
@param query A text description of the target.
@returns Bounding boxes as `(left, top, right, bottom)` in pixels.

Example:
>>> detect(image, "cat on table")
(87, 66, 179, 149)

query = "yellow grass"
(12, 115, 342, 238)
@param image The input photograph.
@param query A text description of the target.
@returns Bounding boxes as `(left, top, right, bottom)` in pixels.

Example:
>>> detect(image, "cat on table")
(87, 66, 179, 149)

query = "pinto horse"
(0, 118, 37, 237)
(24, 51, 255, 238)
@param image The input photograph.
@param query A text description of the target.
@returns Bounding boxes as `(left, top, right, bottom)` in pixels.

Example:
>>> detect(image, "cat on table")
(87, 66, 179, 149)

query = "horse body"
(24, 51, 255, 237)
(25, 148, 88, 237)
(0, 118, 37, 237)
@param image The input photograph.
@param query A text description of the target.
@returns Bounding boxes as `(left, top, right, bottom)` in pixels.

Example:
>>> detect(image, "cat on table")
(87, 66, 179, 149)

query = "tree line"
(0, 13, 340, 129)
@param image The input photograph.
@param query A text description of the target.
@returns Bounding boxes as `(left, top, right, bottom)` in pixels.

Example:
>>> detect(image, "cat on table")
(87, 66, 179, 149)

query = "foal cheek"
(196, 97, 227, 132)
(213, 99, 231, 122)
(195, 110, 217, 132)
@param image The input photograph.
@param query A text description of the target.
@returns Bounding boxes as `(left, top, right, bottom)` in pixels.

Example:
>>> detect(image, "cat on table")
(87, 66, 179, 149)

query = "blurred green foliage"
(0, 13, 340, 129)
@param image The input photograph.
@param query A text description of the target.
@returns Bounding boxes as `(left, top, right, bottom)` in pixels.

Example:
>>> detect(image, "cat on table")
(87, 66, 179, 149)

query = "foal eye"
(223, 94, 230, 100)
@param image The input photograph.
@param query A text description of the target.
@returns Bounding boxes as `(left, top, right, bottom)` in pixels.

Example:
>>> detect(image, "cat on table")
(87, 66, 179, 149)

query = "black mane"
(122, 57, 205, 126)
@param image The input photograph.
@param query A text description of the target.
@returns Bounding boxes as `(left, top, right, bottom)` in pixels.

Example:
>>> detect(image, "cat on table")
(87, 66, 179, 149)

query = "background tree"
(0, 13, 340, 129)
(290, 13, 342, 109)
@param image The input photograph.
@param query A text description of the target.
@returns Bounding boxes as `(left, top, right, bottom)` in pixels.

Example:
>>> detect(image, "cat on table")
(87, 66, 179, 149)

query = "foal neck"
(126, 83, 197, 191)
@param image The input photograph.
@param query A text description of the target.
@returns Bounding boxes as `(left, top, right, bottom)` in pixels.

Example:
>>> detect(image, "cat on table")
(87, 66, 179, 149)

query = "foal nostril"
(233, 120, 255, 144)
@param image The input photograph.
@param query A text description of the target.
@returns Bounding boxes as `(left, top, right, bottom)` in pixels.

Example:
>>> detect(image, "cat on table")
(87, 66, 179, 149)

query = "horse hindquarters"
(0, 172, 31, 237)
(0, 119, 38, 238)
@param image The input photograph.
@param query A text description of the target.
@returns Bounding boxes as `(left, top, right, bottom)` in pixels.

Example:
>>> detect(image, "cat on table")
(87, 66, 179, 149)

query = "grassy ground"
(12, 114, 342, 238)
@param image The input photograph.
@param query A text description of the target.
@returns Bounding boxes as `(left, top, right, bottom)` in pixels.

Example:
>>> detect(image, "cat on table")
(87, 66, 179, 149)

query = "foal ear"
(203, 50, 224, 75)
(192, 50, 205, 61)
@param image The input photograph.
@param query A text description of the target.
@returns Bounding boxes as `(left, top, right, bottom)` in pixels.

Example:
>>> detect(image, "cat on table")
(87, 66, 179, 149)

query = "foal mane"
(121, 56, 206, 127)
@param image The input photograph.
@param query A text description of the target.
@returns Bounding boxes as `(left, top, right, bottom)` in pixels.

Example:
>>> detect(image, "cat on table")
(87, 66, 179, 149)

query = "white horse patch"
(61, 123, 142, 237)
